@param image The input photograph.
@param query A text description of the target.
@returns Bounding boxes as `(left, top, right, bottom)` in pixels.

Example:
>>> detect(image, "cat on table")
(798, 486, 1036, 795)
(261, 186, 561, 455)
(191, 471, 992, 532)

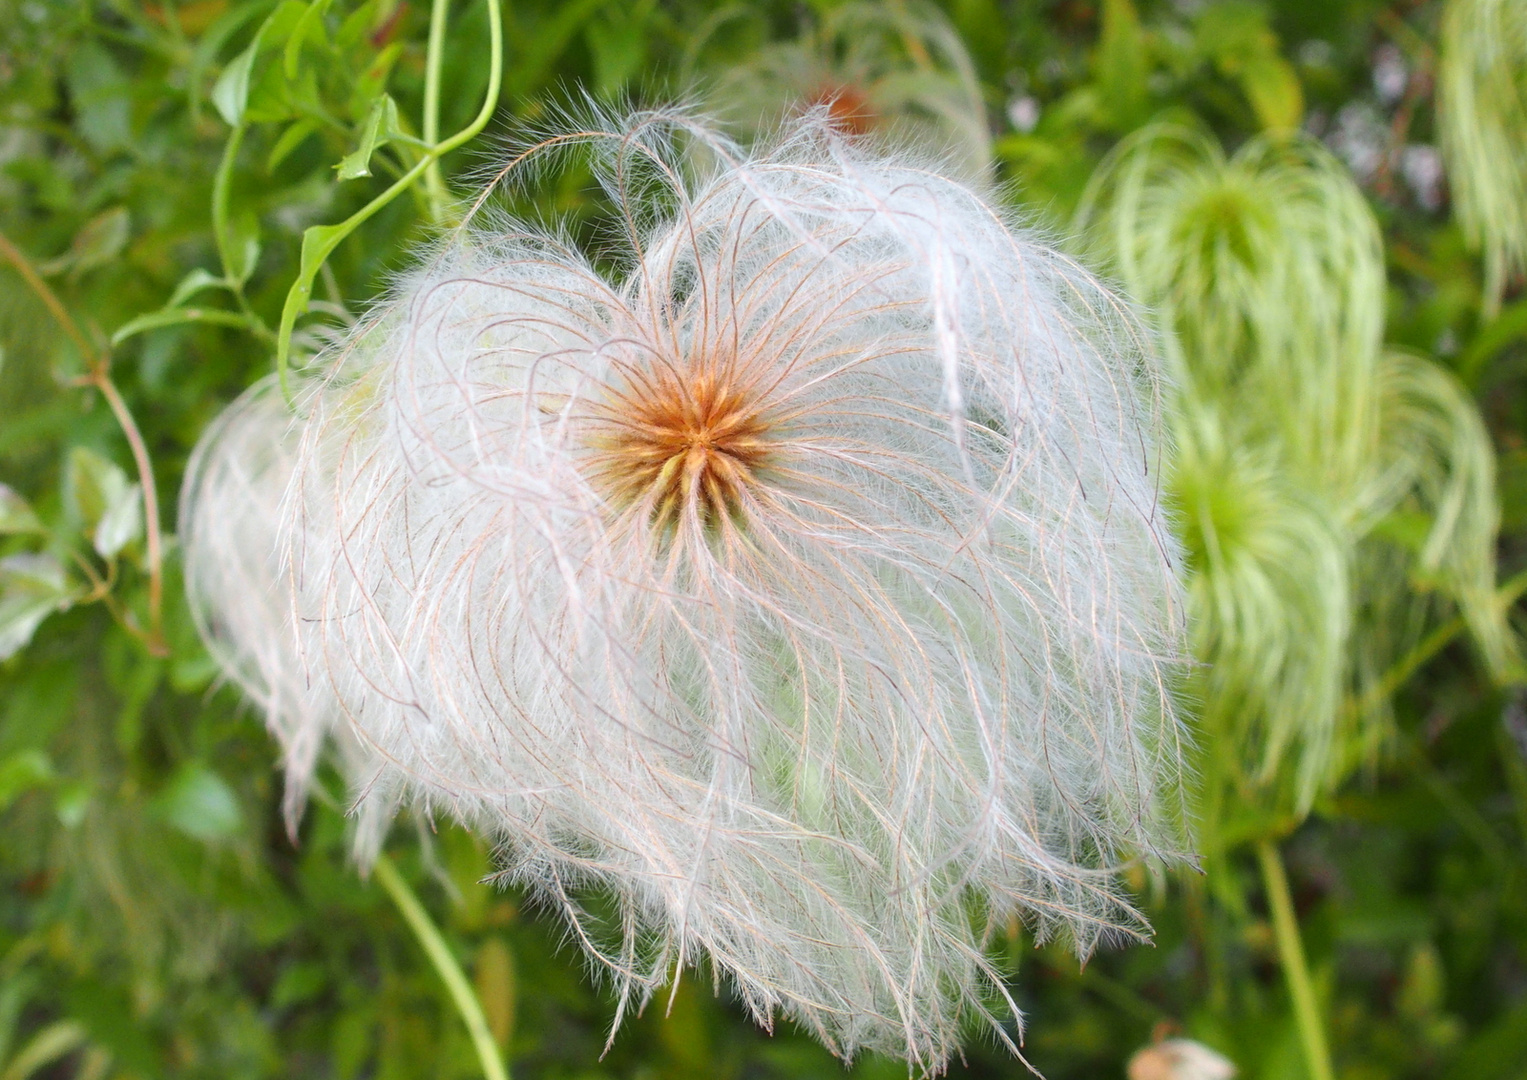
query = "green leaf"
(0, 1020, 88, 1080)
(153, 762, 243, 841)
(1097, 0, 1149, 130)
(0, 554, 73, 661)
(189, 0, 273, 123)
(167, 267, 229, 308)
(1194, 1, 1302, 130)
(211, 35, 262, 126)
(0, 485, 44, 535)
(53, 780, 89, 829)
(66, 41, 131, 152)
(65, 447, 141, 559)
(0, 750, 54, 812)
(226, 208, 263, 285)
(211, 0, 307, 126)
(1458, 297, 1527, 386)
(1239, 53, 1303, 131)
(285, 0, 336, 79)
(41, 207, 130, 278)
(92, 487, 142, 561)
(336, 94, 401, 180)
(270, 961, 328, 1009)
(335, 0, 388, 49)
(277, 219, 354, 376)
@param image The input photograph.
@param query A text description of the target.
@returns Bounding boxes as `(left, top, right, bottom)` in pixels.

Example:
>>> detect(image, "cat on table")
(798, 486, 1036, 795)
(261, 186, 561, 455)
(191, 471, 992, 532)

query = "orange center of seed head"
(806, 84, 877, 138)
(588, 360, 774, 533)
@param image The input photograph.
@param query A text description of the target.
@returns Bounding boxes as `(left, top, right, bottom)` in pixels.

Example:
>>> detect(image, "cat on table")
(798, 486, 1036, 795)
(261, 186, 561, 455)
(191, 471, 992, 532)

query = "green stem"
(212, 123, 245, 285)
(1256, 840, 1334, 1080)
(372, 854, 509, 1080)
(422, 0, 451, 220)
(275, 0, 502, 393)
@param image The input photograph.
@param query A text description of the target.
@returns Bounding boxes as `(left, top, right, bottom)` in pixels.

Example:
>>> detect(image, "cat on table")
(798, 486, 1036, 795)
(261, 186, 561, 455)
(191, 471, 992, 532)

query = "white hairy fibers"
(179, 379, 397, 851)
(183, 110, 1187, 1070)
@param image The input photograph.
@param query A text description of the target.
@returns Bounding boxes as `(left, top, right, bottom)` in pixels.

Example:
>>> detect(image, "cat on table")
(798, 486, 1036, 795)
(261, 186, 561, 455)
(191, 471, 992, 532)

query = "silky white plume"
(182, 109, 1187, 1071)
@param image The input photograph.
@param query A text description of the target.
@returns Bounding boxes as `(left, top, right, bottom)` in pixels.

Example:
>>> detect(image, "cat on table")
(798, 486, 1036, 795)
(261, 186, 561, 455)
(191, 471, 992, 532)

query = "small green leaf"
(65, 447, 141, 559)
(42, 207, 130, 278)
(1194, 1, 1303, 131)
(211, 0, 307, 126)
(211, 36, 262, 126)
(167, 267, 228, 308)
(0, 750, 54, 812)
(189, 0, 274, 124)
(0, 485, 44, 535)
(153, 762, 243, 841)
(0, 553, 73, 661)
(285, 0, 336, 79)
(270, 961, 328, 1009)
(277, 218, 355, 377)
(336, 94, 400, 180)
(0, 1021, 88, 1080)
(170, 648, 220, 693)
(226, 208, 263, 285)
(54, 779, 90, 829)
(1239, 54, 1303, 132)
(67, 41, 131, 152)
(93, 484, 142, 561)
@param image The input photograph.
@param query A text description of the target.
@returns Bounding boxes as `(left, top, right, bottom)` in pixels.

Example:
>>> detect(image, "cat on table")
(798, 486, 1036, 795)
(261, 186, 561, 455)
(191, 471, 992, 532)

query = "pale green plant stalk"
(1439, 0, 1527, 317)
(308, 781, 509, 1080)
(421, 0, 452, 220)
(372, 856, 510, 1080)
(0, 229, 167, 656)
(1257, 841, 1334, 1080)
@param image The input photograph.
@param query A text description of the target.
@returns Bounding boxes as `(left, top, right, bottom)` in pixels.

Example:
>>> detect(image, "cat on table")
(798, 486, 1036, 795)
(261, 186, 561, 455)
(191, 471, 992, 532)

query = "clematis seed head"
(183, 106, 1189, 1074)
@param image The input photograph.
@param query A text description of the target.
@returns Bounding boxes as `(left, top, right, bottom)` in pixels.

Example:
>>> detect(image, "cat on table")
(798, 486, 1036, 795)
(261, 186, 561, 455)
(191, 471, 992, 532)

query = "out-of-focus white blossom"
(1401, 144, 1445, 212)
(1328, 101, 1386, 181)
(183, 108, 1187, 1071)
(1007, 95, 1041, 133)
(1127, 1038, 1237, 1080)
(1372, 44, 1409, 105)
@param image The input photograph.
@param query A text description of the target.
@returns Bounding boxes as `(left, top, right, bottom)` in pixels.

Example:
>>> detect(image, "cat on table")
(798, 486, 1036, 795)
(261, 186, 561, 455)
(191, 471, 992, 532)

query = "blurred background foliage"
(2, 0, 1527, 1078)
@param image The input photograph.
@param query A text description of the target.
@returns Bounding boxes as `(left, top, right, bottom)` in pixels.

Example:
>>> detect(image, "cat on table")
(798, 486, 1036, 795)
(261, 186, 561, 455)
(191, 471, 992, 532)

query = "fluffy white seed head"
(183, 109, 1187, 1071)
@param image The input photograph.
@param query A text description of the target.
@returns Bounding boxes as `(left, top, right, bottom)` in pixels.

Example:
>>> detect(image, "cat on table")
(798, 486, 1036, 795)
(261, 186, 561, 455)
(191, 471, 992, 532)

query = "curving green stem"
(1257, 839, 1334, 1080)
(422, 0, 451, 220)
(372, 854, 510, 1080)
(275, 0, 503, 393)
